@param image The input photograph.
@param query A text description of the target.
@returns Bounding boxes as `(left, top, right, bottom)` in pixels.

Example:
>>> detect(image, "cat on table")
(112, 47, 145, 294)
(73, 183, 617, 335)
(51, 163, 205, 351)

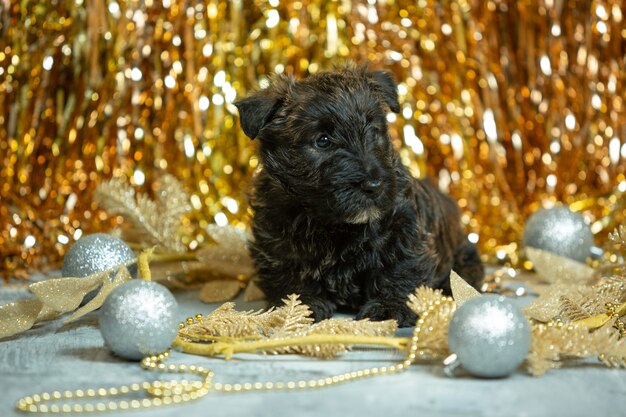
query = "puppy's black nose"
(361, 179, 382, 193)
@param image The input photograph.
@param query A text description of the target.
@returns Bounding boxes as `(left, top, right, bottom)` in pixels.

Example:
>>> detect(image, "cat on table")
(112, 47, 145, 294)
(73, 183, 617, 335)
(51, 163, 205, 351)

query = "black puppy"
(235, 66, 483, 326)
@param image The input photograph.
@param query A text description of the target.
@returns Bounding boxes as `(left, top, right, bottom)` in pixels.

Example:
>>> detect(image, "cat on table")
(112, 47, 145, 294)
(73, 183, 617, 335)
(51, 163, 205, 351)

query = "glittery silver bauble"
(448, 295, 531, 378)
(99, 280, 179, 360)
(522, 206, 593, 263)
(62, 234, 136, 301)
(62, 233, 136, 278)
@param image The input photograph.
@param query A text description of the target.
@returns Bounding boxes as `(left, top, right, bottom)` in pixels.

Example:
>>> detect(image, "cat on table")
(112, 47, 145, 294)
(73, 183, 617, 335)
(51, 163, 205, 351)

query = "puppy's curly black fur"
(235, 66, 483, 327)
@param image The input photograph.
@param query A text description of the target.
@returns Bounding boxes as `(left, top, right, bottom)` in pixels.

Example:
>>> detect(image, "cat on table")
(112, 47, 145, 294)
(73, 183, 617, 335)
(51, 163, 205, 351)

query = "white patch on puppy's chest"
(346, 207, 382, 224)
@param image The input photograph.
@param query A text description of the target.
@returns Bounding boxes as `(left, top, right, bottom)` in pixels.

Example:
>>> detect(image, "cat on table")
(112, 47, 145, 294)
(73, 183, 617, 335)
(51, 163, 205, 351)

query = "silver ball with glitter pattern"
(99, 280, 179, 360)
(522, 206, 593, 263)
(62, 233, 137, 301)
(448, 295, 531, 378)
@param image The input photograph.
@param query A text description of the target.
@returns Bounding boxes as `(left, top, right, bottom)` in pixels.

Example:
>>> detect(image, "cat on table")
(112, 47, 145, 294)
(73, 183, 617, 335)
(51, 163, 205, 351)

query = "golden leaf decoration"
(195, 225, 256, 277)
(416, 301, 457, 356)
(29, 274, 105, 312)
(243, 280, 266, 301)
(450, 270, 481, 306)
(66, 267, 133, 322)
(525, 247, 595, 284)
(0, 261, 137, 338)
(558, 297, 595, 322)
(94, 174, 190, 253)
(199, 280, 242, 303)
(0, 300, 45, 339)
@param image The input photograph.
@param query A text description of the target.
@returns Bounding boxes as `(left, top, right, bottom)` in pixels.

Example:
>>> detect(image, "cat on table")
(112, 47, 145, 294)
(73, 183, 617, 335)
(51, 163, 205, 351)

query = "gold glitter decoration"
(2, 0, 626, 277)
(525, 247, 596, 284)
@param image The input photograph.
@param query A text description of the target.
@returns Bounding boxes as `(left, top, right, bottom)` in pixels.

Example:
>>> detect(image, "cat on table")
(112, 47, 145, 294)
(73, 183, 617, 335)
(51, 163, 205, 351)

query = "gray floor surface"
(1, 280, 625, 417)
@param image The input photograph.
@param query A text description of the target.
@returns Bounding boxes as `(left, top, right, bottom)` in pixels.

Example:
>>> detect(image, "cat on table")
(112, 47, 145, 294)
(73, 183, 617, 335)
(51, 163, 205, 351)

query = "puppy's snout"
(361, 178, 382, 193)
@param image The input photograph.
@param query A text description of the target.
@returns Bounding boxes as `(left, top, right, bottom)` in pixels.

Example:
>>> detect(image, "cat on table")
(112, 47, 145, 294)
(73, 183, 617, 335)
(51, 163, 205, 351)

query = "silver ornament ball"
(62, 233, 137, 278)
(522, 206, 593, 263)
(99, 280, 179, 360)
(448, 295, 531, 378)
(62, 234, 136, 301)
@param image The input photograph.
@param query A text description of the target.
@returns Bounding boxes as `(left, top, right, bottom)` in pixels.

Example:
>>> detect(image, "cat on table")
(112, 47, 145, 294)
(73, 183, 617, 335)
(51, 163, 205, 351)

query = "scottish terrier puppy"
(235, 66, 483, 327)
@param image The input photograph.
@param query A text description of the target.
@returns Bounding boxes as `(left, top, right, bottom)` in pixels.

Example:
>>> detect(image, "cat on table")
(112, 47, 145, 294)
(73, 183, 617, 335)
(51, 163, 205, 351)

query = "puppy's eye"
(315, 135, 332, 149)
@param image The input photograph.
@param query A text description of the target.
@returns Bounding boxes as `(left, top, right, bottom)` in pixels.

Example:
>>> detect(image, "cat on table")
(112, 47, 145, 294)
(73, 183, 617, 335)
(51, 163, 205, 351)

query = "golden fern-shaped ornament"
(527, 276, 626, 323)
(527, 321, 626, 376)
(406, 286, 445, 316)
(180, 294, 313, 340)
(266, 294, 314, 334)
(406, 287, 456, 356)
(179, 302, 274, 339)
(178, 294, 398, 359)
(265, 318, 397, 358)
(94, 174, 190, 253)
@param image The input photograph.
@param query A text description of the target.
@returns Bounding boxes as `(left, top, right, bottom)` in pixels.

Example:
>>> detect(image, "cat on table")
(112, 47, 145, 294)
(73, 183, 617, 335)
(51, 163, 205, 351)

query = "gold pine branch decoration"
(265, 318, 398, 358)
(557, 277, 626, 322)
(406, 287, 457, 356)
(179, 294, 313, 341)
(267, 294, 315, 335)
(94, 174, 191, 253)
(525, 275, 626, 323)
(527, 321, 626, 376)
(177, 294, 398, 359)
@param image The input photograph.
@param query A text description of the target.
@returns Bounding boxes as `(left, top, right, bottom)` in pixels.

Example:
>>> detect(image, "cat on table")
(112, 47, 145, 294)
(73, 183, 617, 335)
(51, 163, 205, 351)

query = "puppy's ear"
(235, 89, 282, 139)
(369, 71, 401, 113)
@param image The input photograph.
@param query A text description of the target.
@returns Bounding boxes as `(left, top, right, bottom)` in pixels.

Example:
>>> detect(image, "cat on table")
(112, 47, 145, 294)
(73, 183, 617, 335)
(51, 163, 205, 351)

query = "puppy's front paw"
(356, 300, 417, 327)
(300, 297, 335, 322)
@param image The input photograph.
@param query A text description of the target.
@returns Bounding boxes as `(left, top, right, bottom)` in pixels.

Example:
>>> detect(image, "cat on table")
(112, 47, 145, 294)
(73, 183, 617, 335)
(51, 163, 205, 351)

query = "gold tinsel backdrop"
(1, 0, 625, 278)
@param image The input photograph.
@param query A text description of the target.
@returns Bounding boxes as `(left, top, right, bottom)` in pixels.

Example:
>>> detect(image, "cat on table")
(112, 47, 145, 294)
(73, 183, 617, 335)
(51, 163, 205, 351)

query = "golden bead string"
(15, 299, 447, 413)
(15, 351, 213, 413)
